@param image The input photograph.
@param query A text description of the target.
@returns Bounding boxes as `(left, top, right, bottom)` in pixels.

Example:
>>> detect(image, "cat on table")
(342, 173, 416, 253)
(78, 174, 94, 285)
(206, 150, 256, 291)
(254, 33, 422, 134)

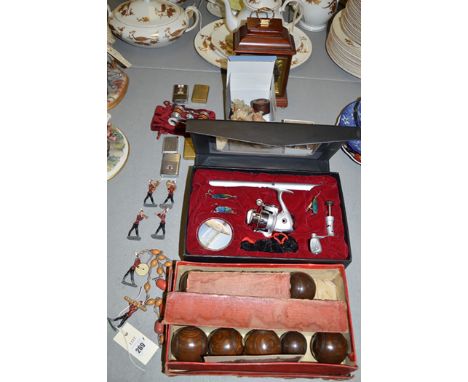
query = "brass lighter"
(183, 137, 196, 160)
(191, 84, 209, 103)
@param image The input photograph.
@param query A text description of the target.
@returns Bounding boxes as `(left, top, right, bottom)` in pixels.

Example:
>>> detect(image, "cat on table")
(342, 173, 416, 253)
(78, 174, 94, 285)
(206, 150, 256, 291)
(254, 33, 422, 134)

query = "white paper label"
(113, 323, 158, 365)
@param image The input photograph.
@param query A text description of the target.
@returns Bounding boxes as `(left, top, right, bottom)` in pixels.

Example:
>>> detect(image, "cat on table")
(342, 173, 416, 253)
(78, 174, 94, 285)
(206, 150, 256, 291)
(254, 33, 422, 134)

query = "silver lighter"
(160, 136, 180, 177)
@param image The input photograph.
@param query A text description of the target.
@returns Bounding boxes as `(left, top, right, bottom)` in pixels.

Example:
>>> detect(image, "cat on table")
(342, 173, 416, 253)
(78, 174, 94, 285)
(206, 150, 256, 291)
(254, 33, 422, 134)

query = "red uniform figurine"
(144, 179, 160, 205)
(160, 180, 176, 208)
(127, 209, 148, 238)
(107, 297, 147, 331)
(122, 252, 141, 287)
(153, 208, 168, 239)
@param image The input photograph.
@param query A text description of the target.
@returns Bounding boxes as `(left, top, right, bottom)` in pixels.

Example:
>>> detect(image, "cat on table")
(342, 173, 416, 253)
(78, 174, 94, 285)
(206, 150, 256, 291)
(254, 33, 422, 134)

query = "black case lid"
(186, 120, 360, 172)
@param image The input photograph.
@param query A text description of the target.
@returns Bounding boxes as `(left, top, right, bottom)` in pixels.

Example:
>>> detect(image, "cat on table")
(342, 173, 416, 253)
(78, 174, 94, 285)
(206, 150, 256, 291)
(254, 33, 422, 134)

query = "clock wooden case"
(233, 17, 296, 108)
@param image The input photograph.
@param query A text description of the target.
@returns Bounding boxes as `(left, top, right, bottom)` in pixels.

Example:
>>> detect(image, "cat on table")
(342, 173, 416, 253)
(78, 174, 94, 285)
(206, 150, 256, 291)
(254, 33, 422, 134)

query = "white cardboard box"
(225, 56, 277, 121)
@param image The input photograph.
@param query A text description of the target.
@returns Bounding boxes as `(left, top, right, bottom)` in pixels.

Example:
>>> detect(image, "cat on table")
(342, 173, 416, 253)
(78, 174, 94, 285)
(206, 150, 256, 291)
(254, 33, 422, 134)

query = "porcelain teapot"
(108, 0, 200, 48)
(221, 0, 302, 32)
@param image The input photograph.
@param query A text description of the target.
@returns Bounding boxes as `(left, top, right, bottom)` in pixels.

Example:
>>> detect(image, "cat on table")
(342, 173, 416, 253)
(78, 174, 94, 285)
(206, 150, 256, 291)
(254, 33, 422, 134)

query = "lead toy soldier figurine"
(144, 179, 160, 206)
(107, 296, 147, 331)
(160, 180, 176, 209)
(121, 252, 141, 287)
(152, 208, 168, 240)
(127, 209, 148, 239)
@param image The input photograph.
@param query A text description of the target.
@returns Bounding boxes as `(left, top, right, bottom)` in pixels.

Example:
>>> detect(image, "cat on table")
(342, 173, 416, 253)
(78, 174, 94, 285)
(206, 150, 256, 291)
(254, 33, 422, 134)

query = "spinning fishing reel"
(209, 180, 319, 238)
(246, 197, 294, 237)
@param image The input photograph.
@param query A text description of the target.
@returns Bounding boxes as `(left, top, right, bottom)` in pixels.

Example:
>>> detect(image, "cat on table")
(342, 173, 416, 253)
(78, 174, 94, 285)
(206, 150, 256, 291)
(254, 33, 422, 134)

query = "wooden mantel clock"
(233, 17, 296, 108)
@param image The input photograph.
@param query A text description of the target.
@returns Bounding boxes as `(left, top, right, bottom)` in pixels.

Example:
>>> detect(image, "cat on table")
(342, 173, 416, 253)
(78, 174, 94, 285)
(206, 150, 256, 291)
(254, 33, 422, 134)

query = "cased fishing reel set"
(187, 169, 348, 262)
(180, 119, 358, 266)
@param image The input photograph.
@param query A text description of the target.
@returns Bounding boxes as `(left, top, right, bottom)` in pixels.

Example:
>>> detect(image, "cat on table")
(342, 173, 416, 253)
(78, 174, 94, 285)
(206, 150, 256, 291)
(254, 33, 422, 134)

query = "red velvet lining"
(186, 169, 349, 260)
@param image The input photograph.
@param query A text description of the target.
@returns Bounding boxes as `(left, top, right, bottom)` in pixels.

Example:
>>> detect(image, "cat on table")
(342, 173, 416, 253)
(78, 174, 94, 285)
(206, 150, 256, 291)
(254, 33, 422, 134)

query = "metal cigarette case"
(163, 136, 179, 153)
(160, 153, 181, 177)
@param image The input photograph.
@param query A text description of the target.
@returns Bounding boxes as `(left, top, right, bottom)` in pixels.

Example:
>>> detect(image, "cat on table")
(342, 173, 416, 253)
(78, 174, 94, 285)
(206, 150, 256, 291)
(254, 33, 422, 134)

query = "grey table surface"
(107, 1, 361, 381)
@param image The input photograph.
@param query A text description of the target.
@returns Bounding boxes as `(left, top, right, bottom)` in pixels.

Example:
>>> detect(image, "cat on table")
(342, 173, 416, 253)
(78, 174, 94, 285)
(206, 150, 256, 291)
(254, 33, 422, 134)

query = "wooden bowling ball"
(244, 330, 281, 355)
(280, 331, 307, 355)
(311, 332, 348, 364)
(290, 272, 316, 299)
(208, 328, 244, 356)
(171, 326, 208, 362)
(178, 271, 190, 292)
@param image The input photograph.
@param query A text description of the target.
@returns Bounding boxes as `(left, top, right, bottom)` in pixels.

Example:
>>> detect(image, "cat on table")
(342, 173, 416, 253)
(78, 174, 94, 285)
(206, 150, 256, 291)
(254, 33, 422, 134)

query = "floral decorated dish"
(337, 99, 361, 154)
(108, 124, 129, 180)
(194, 20, 312, 70)
(108, 0, 200, 48)
(107, 56, 129, 110)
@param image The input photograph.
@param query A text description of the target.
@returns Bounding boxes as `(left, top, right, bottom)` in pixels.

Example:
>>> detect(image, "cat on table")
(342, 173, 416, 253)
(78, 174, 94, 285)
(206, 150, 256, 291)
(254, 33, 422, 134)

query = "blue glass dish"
(337, 99, 361, 154)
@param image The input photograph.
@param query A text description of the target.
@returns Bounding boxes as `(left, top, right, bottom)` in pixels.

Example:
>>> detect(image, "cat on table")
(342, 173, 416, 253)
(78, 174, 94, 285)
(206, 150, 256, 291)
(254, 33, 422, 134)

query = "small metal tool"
(325, 200, 335, 237)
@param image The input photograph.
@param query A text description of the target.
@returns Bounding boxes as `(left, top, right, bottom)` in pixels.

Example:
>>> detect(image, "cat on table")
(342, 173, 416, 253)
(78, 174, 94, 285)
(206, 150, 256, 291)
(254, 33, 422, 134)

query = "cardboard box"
(181, 119, 360, 267)
(162, 261, 358, 379)
(226, 56, 277, 121)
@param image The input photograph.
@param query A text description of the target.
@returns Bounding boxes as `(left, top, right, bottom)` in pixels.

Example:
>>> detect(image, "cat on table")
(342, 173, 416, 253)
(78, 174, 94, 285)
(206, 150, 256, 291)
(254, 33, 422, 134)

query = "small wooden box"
(233, 18, 296, 107)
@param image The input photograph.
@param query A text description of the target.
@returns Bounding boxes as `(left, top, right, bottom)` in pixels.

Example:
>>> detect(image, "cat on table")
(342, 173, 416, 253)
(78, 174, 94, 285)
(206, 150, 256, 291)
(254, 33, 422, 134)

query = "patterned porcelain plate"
(341, 143, 361, 165)
(326, 35, 360, 78)
(210, 23, 235, 56)
(108, 125, 129, 180)
(194, 20, 229, 69)
(206, 1, 223, 18)
(326, 10, 360, 78)
(194, 20, 313, 70)
(325, 36, 361, 70)
(107, 58, 129, 110)
(330, 22, 360, 61)
(337, 99, 361, 154)
(333, 11, 360, 52)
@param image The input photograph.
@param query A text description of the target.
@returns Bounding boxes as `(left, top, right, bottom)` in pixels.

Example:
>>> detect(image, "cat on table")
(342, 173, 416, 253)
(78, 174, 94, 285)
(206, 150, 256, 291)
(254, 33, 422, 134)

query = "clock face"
(273, 56, 290, 97)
